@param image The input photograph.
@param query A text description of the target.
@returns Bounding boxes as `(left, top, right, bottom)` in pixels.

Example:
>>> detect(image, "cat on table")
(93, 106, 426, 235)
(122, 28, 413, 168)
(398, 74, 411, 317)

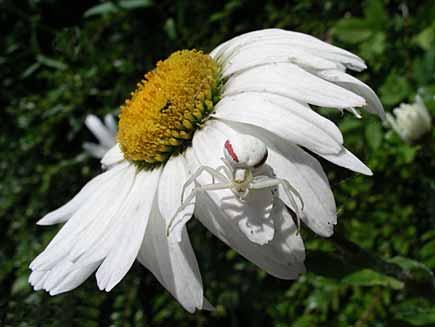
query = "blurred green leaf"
(333, 18, 372, 43)
(332, 0, 386, 44)
(339, 117, 362, 133)
(341, 269, 403, 290)
(209, 0, 241, 23)
(392, 298, 435, 326)
(84, 0, 152, 17)
(365, 120, 383, 150)
(360, 31, 386, 58)
(363, 0, 387, 27)
(380, 73, 413, 106)
(413, 49, 435, 85)
(21, 62, 41, 78)
(36, 55, 67, 70)
(414, 25, 435, 51)
(389, 256, 435, 285)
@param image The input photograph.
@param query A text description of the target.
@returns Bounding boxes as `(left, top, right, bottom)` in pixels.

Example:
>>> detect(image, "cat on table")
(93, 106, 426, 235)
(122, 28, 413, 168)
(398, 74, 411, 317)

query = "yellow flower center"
(117, 50, 221, 168)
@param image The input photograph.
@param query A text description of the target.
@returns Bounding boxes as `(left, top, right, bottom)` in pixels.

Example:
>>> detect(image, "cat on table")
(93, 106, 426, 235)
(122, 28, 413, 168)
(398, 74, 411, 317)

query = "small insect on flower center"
(117, 50, 221, 169)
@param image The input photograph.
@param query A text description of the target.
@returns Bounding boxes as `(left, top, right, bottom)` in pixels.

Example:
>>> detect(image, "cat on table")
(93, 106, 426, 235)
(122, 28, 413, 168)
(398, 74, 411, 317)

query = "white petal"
(50, 262, 100, 295)
(85, 114, 116, 148)
(223, 63, 366, 109)
(67, 166, 137, 262)
(268, 148, 336, 236)
(30, 163, 132, 271)
(101, 143, 125, 168)
(234, 188, 274, 245)
(29, 270, 47, 287)
(95, 167, 161, 291)
(213, 93, 343, 154)
(32, 271, 50, 291)
(83, 142, 108, 159)
(191, 121, 275, 244)
(317, 70, 385, 119)
(158, 155, 194, 243)
(195, 193, 305, 279)
(104, 114, 117, 134)
(36, 161, 128, 226)
(137, 203, 205, 313)
(42, 259, 74, 291)
(221, 120, 337, 237)
(220, 43, 339, 78)
(211, 29, 366, 72)
(317, 148, 373, 176)
(73, 168, 156, 268)
(30, 260, 100, 295)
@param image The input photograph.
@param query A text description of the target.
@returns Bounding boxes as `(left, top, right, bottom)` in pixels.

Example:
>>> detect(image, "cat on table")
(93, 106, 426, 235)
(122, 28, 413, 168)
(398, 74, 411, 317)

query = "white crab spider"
(166, 134, 304, 237)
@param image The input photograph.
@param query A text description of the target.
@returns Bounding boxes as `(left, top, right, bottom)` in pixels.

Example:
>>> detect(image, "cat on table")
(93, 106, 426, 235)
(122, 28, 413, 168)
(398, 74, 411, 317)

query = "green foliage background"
(1, 0, 434, 326)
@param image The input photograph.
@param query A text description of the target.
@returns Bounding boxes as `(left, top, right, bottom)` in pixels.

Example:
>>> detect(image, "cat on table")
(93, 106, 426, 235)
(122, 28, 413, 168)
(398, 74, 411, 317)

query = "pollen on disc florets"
(117, 50, 221, 168)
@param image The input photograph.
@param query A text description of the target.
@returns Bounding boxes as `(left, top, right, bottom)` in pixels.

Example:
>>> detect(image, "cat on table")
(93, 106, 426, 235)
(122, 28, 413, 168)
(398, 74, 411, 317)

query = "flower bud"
(386, 96, 432, 143)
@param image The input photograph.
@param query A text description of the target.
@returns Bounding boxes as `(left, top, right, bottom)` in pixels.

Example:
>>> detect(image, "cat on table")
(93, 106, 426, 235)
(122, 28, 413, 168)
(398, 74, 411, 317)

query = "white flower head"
(386, 95, 432, 143)
(30, 29, 384, 312)
(83, 114, 117, 159)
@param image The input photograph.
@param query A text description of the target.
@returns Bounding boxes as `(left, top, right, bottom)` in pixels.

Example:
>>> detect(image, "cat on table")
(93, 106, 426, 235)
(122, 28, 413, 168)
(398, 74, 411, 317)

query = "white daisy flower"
(83, 114, 117, 159)
(29, 29, 384, 312)
(386, 95, 432, 143)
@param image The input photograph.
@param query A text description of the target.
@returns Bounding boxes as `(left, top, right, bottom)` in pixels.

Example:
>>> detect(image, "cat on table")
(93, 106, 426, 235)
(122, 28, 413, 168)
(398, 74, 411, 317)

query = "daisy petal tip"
(178, 300, 198, 314)
(104, 279, 119, 292)
(317, 222, 336, 238)
(353, 161, 373, 176)
(362, 166, 373, 176)
(36, 215, 54, 226)
(185, 307, 196, 314)
(50, 285, 71, 296)
(48, 289, 58, 296)
(96, 279, 106, 292)
(202, 298, 215, 311)
(323, 227, 335, 238)
(84, 114, 98, 128)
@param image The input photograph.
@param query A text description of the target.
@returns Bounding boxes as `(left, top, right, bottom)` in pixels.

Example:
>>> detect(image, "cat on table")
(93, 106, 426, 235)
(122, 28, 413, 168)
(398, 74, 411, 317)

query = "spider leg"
(181, 166, 228, 203)
(216, 165, 232, 180)
(250, 178, 304, 234)
(167, 181, 234, 236)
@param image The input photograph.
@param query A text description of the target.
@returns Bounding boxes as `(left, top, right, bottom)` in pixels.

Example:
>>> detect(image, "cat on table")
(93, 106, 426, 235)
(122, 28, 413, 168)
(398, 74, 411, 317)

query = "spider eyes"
(254, 149, 268, 168)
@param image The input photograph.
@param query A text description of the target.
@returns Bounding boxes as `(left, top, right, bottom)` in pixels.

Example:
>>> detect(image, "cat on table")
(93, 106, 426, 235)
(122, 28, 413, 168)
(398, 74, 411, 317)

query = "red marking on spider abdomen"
(224, 140, 239, 162)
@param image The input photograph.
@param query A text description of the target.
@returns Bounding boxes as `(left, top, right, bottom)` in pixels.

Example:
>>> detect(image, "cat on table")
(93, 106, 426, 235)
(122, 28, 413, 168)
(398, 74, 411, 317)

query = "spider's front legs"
(250, 177, 304, 233)
(181, 165, 228, 202)
(166, 170, 234, 236)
